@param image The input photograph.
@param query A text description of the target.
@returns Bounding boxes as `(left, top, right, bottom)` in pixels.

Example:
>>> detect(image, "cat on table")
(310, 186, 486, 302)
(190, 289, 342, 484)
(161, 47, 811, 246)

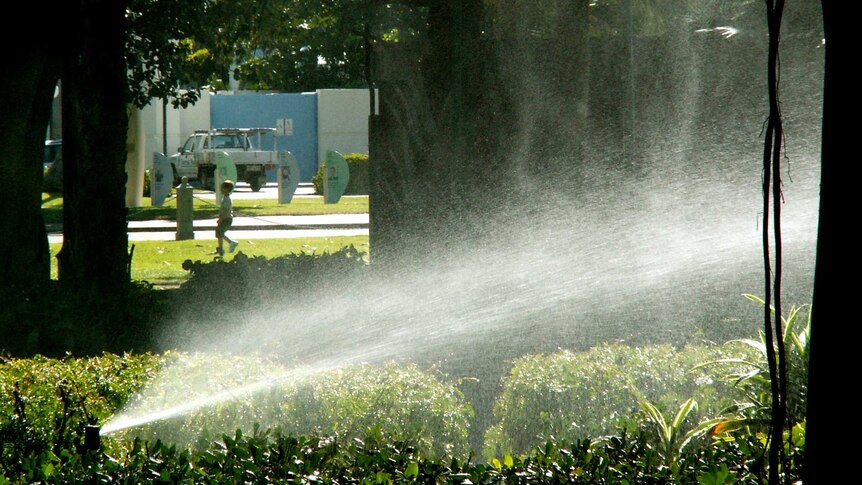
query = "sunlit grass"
(41, 192, 369, 224)
(43, 189, 370, 285)
(48, 236, 370, 285)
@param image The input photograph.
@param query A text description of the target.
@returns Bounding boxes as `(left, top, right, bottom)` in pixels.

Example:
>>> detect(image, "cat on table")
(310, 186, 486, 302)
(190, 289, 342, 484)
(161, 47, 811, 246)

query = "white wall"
(140, 92, 211, 169)
(125, 108, 146, 207)
(317, 89, 372, 159)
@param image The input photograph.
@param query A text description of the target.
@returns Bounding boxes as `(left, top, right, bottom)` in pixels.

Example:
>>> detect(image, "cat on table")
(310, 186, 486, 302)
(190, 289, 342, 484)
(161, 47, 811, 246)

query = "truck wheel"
(171, 165, 180, 186)
(249, 177, 263, 192)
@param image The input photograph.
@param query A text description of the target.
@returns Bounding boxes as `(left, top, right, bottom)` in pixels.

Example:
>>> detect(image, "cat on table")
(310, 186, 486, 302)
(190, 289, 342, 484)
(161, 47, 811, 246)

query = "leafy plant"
(279, 362, 474, 460)
(178, 244, 369, 309)
(639, 398, 724, 464)
(3, 425, 803, 483)
(696, 294, 811, 432)
(102, 355, 473, 460)
(0, 352, 164, 472)
(697, 463, 738, 485)
(1, 350, 804, 483)
(482, 343, 749, 460)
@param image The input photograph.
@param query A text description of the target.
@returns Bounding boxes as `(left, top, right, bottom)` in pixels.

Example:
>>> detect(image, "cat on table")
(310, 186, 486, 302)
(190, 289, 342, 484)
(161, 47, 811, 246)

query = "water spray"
(99, 367, 333, 436)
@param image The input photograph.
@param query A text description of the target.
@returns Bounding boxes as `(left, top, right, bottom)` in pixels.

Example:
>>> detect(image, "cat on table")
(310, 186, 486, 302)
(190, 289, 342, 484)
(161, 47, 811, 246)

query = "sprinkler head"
(83, 425, 101, 453)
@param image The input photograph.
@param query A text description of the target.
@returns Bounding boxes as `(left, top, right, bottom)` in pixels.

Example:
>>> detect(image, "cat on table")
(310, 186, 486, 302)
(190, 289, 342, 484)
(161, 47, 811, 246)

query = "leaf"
(742, 293, 766, 307)
(376, 471, 391, 482)
(730, 369, 762, 387)
(679, 416, 724, 451)
(671, 398, 697, 434)
(641, 400, 670, 443)
(697, 463, 736, 485)
(405, 461, 419, 478)
(708, 418, 746, 436)
(734, 338, 767, 355)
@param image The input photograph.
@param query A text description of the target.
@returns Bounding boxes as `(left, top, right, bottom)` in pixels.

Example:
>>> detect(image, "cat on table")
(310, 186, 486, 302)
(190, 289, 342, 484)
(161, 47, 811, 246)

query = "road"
(47, 182, 369, 243)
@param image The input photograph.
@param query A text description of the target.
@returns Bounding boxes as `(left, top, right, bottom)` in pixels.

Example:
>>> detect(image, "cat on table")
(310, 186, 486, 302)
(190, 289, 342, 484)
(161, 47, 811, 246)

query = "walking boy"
(216, 180, 239, 256)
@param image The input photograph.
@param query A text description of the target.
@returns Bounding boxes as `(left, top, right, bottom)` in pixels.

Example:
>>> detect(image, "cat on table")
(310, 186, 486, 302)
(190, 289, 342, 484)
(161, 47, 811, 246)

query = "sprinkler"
(83, 425, 101, 453)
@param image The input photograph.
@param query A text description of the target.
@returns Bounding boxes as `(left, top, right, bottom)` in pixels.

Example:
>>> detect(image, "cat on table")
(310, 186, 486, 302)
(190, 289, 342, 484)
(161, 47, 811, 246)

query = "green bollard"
(176, 177, 195, 240)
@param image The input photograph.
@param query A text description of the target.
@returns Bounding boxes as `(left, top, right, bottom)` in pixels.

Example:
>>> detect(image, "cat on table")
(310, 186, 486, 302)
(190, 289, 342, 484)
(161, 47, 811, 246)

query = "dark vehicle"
(43, 139, 63, 193)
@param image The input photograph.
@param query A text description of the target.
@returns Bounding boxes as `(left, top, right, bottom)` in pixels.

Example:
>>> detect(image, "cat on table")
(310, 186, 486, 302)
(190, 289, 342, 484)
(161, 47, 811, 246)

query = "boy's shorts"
(216, 217, 233, 237)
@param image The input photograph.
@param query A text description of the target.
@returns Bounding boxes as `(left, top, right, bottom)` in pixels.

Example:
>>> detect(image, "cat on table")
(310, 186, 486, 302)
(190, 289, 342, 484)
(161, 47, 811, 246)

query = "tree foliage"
(192, 0, 427, 92)
(230, 0, 371, 91)
(124, 0, 430, 98)
(125, 0, 223, 108)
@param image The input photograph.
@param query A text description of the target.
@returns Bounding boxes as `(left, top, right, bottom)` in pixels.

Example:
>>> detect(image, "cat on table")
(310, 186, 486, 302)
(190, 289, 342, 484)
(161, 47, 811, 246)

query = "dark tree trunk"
(0, 24, 62, 292)
(368, 0, 487, 267)
(804, 2, 846, 481)
(56, 0, 130, 297)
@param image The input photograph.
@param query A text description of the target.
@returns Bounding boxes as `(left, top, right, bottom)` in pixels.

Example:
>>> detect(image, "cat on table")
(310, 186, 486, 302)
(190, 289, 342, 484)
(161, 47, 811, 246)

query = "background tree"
(125, 0, 216, 107)
(55, 0, 132, 296)
(230, 0, 373, 91)
(0, 5, 65, 292)
(57, 0, 222, 298)
(0, 0, 219, 300)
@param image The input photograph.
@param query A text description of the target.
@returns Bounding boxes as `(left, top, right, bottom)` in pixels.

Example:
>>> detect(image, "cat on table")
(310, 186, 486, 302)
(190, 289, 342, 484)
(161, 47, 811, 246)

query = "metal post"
(176, 177, 195, 240)
(83, 425, 101, 453)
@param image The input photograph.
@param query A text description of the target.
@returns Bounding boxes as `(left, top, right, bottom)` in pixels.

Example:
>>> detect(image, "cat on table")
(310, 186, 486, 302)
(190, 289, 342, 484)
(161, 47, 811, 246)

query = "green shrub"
(2, 424, 802, 483)
(279, 362, 473, 459)
(104, 355, 472, 460)
(483, 342, 757, 459)
(312, 152, 369, 195)
(178, 245, 369, 311)
(0, 352, 163, 473)
(103, 352, 296, 450)
(1, 350, 803, 483)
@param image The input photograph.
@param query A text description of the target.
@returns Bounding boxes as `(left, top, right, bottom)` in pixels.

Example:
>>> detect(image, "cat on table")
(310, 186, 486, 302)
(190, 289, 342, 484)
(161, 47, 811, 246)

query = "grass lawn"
(43, 190, 370, 286)
(49, 236, 370, 285)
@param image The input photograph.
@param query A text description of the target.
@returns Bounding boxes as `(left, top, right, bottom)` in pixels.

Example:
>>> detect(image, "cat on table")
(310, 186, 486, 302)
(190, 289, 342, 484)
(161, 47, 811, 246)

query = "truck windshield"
(205, 134, 248, 149)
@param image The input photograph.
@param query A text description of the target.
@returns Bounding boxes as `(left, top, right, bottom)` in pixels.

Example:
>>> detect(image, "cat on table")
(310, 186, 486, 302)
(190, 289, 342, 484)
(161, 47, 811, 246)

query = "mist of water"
(101, 154, 819, 439)
(101, 375, 289, 435)
(100, 1, 823, 449)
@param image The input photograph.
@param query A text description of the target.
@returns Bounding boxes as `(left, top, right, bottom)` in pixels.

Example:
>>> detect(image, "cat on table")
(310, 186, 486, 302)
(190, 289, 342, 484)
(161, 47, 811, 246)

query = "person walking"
(215, 179, 239, 256)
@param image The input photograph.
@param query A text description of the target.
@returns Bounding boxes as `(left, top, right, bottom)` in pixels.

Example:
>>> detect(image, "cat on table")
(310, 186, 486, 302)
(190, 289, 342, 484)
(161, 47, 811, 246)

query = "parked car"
(43, 139, 63, 193)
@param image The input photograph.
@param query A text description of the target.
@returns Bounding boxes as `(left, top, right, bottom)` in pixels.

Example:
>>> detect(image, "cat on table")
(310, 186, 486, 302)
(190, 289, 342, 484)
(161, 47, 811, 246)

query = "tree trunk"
(56, 0, 130, 297)
(368, 0, 487, 267)
(0, 22, 61, 292)
(804, 1, 846, 481)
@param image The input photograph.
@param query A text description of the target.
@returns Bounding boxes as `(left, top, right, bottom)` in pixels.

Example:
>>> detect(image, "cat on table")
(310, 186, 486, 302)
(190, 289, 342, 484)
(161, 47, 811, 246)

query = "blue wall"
(210, 93, 318, 181)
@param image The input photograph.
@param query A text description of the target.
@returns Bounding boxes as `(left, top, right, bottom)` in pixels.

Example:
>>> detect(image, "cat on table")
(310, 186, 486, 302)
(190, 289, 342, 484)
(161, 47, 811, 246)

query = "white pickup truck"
(169, 128, 279, 191)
